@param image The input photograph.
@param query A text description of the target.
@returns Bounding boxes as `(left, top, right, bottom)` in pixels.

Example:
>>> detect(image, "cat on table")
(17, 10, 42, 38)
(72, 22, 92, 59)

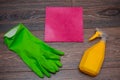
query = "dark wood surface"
(0, 28, 120, 80)
(0, 0, 120, 80)
(0, 0, 120, 32)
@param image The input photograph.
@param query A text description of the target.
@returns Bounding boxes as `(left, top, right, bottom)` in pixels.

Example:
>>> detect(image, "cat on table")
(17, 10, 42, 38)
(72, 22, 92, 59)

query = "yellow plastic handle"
(89, 28, 102, 41)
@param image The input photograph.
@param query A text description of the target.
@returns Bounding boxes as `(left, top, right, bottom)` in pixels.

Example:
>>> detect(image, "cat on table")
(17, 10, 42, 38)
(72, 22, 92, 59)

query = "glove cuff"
(4, 23, 25, 48)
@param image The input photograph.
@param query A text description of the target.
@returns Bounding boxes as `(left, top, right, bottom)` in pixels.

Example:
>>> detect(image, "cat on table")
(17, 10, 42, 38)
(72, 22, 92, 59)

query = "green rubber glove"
(4, 23, 64, 78)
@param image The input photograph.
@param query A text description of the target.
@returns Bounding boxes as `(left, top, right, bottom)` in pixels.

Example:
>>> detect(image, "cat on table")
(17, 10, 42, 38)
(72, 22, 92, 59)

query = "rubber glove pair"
(4, 23, 64, 78)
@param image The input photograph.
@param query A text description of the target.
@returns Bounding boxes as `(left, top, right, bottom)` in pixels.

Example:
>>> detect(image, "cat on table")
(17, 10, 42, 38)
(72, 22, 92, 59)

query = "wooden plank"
(72, 0, 120, 6)
(0, 0, 120, 32)
(0, 23, 45, 33)
(0, 2, 72, 10)
(71, 0, 120, 28)
(0, 0, 71, 4)
(0, 0, 72, 32)
(0, 68, 120, 80)
(0, 28, 120, 72)
(0, 6, 120, 22)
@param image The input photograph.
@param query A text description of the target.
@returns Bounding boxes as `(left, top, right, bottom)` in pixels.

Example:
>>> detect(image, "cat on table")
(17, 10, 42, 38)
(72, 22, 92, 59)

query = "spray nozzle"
(89, 28, 107, 41)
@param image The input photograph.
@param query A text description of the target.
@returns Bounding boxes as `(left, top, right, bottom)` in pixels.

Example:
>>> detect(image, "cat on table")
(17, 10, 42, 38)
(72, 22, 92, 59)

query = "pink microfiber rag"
(45, 7, 83, 42)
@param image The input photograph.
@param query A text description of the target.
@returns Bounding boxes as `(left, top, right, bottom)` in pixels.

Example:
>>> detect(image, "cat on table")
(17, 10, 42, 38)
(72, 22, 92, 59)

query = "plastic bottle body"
(79, 40, 106, 76)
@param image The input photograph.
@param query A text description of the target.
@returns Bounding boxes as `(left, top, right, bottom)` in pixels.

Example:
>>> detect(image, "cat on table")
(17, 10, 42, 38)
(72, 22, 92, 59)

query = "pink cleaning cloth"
(45, 7, 83, 42)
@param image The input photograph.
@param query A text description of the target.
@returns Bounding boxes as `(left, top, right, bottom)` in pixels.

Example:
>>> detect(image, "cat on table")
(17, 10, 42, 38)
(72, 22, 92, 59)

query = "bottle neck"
(101, 37, 106, 43)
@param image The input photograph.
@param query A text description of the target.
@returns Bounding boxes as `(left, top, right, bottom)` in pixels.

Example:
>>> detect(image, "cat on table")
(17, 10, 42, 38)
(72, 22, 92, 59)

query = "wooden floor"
(0, 0, 120, 32)
(0, 28, 120, 80)
(0, 0, 120, 80)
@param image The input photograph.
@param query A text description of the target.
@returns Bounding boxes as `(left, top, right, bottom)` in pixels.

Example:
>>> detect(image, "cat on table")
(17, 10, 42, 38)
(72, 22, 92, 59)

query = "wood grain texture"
(0, 0, 120, 79)
(0, 0, 72, 32)
(0, 0, 120, 32)
(0, 28, 120, 80)
(72, 0, 120, 29)
(0, 68, 120, 80)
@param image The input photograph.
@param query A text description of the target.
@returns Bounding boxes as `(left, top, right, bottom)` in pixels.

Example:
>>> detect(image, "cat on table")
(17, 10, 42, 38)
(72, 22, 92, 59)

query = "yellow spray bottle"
(79, 28, 107, 76)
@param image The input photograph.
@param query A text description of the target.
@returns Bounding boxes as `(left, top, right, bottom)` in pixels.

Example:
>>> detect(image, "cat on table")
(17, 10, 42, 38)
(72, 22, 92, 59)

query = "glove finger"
(48, 60, 59, 72)
(37, 56, 56, 73)
(51, 49, 64, 56)
(54, 60, 63, 67)
(40, 42, 64, 56)
(45, 45, 64, 56)
(43, 50, 60, 60)
(22, 54, 51, 78)
(36, 62, 51, 78)
(20, 55, 44, 78)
